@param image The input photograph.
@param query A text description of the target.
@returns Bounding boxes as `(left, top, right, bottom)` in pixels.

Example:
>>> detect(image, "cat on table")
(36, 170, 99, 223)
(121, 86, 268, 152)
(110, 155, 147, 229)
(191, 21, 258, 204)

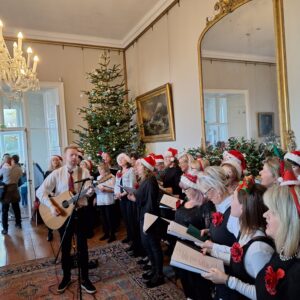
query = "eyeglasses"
(201, 187, 214, 197)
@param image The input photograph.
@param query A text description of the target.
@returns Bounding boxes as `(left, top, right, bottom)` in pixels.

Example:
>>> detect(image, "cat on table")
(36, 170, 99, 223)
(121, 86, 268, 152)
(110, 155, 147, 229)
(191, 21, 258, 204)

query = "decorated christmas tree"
(73, 52, 144, 162)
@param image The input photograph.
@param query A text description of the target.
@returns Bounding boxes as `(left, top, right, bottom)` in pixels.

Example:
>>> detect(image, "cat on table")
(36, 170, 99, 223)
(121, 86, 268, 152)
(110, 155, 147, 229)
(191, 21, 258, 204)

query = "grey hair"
(199, 166, 228, 194)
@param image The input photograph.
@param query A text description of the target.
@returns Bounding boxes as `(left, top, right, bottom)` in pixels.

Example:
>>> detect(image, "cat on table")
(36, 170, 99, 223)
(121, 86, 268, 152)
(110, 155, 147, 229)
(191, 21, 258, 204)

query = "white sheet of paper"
(171, 242, 224, 274)
(167, 221, 204, 245)
(160, 194, 182, 209)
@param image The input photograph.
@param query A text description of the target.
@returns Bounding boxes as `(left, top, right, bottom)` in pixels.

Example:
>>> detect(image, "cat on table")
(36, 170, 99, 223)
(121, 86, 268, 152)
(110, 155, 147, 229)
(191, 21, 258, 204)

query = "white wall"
(126, 0, 214, 154)
(284, 0, 300, 146)
(202, 60, 279, 140)
(7, 41, 124, 144)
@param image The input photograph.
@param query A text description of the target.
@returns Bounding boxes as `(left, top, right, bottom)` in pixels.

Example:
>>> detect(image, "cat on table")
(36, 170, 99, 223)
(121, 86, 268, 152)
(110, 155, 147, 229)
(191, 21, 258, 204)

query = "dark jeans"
(1, 201, 21, 230)
(58, 210, 89, 280)
(140, 221, 163, 275)
(99, 204, 115, 237)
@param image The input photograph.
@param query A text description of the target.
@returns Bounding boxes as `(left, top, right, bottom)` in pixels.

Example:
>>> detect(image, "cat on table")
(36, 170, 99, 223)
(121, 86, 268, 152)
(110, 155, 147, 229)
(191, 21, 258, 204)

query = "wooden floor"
(0, 217, 126, 268)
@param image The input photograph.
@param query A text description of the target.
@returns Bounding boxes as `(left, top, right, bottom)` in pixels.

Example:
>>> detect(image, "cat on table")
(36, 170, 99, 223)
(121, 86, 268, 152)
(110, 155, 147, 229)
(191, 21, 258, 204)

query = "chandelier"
(0, 19, 39, 99)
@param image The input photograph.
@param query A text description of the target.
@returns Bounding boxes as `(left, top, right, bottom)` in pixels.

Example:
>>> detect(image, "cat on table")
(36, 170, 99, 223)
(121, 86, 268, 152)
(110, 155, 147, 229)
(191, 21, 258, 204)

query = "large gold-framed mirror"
(198, 0, 290, 149)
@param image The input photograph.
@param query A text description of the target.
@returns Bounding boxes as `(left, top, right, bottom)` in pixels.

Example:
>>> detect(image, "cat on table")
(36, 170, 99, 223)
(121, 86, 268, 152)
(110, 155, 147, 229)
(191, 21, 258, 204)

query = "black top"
(163, 166, 183, 198)
(175, 200, 215, 229)
(256, 252, 300, 300)
(135, 175, 160, 223)
(230, 236, 274, 300)
(209, 207, 236, 247)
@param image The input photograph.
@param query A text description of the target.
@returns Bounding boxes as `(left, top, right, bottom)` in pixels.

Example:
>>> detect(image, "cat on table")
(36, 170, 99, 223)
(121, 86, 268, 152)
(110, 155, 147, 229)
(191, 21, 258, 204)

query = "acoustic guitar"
(39, 187, 91, 230)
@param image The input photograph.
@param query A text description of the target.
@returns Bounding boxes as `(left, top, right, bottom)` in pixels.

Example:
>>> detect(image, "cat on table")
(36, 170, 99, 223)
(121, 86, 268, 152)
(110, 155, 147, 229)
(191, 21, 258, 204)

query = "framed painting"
(257, 112, 274, 137)
(136, 83, 175, 142)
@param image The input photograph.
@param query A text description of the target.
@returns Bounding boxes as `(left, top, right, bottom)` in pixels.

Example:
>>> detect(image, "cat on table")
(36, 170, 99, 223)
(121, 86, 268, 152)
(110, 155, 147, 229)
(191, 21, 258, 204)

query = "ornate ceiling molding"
(206, 0, 251, 26)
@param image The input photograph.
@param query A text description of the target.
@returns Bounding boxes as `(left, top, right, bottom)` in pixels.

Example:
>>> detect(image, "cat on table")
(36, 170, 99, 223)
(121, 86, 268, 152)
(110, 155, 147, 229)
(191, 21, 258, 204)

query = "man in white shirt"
(36, 145, 96, 294)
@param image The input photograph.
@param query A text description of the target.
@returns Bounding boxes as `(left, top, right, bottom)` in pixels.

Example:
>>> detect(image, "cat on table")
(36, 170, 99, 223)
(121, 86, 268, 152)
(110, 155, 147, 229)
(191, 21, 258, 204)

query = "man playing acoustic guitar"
(36, 145, 96, 294)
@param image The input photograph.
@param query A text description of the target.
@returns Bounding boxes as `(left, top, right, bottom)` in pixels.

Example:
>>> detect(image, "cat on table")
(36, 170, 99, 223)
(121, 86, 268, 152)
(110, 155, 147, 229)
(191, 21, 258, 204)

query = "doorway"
(0, 82, 67, 219)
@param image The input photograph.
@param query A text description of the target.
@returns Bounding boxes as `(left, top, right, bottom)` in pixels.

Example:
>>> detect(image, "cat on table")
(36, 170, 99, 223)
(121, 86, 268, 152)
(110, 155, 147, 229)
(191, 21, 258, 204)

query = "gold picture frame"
(257, 112, 274, 137)
(136, 83, 175, 143)
(197, 0, 290, 149)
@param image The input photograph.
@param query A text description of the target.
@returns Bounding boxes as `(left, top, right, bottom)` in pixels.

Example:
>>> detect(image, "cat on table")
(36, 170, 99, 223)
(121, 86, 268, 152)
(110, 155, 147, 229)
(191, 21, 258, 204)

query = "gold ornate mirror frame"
(198, 0, 290, 149)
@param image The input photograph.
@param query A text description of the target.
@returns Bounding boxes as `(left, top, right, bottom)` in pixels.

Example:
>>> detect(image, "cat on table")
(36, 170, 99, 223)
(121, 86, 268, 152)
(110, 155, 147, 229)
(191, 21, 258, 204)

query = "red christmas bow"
(134, 182, 140, 190)
(230, 242, 244, 263)
(116, 171, 122, 178)
(237, 175, 255, 193)
(212, 212, 224, 227)
(184, 173, 198, 183)
(176, 199, 182, 209)
(264, 265, 285, 295)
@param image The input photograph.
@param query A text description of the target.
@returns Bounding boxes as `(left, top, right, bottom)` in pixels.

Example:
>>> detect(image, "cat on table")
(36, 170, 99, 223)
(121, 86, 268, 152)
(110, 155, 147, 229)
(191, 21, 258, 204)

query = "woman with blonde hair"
(259, 157, 281, 188)
(199, 166, 237, 300)
(255, 177, 300, 299)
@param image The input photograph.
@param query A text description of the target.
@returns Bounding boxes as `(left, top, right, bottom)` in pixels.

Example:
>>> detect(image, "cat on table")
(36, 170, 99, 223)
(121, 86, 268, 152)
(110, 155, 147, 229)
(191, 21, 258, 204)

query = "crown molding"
(3, 27, 122, 49)
(121, 0, 176, 48)
(202, 49, 276, 63)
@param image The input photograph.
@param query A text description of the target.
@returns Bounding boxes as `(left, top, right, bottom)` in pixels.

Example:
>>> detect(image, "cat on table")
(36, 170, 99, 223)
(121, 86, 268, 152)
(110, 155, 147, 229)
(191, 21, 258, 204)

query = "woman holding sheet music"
(127, 155, 164, 288)
(202, 176, 274, 300)
(198, 166, 237, 300)
(174, 173, 215, 300)
(95, 163, 116, 243)
(114, 153, 136, 247)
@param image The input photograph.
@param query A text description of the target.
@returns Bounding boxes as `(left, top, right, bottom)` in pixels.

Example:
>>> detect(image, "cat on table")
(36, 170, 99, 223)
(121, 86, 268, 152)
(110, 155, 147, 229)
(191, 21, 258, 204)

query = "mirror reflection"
(201, 0, 279, 146)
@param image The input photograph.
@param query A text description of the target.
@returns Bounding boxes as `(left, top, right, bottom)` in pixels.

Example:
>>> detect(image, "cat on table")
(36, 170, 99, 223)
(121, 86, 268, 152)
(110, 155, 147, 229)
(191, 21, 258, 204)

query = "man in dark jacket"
(0, 155, 23, 235)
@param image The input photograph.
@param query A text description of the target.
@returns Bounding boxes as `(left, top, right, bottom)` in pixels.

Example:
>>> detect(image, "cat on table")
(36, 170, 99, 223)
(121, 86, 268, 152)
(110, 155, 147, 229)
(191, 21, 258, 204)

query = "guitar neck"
(68, 187, 90, 205)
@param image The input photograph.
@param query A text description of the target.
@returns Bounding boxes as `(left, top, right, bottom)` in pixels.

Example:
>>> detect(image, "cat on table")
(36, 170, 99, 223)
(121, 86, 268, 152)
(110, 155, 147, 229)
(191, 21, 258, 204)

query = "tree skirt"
(0, 241, 184, 299)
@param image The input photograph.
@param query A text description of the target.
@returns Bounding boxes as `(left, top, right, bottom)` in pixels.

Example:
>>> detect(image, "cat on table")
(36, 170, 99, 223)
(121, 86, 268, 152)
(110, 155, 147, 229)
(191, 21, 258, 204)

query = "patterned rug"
(0, 241, 184, 299)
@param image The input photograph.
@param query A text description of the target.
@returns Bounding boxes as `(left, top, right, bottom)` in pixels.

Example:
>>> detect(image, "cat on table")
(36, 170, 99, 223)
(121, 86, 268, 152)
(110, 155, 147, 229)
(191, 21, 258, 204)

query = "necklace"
(279, 247, 298, 261)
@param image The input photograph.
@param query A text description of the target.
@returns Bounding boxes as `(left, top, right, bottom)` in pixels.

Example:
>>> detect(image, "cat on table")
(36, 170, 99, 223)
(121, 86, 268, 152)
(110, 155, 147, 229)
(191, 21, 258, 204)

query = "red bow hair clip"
(237, 175, 255, 193)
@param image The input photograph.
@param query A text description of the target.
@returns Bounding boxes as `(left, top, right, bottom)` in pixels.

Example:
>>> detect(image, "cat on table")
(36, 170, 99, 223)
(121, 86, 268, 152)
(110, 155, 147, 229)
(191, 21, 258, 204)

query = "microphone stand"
(54, 181, 87, 300)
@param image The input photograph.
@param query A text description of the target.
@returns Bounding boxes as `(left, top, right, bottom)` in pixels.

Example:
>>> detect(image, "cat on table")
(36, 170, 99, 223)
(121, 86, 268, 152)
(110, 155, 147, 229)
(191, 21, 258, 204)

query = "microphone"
(74, 176, 94, 184)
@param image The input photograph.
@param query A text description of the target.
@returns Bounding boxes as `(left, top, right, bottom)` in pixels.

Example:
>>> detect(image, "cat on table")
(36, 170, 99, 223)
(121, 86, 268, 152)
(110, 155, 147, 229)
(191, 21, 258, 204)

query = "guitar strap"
(74, 167, 83, 193)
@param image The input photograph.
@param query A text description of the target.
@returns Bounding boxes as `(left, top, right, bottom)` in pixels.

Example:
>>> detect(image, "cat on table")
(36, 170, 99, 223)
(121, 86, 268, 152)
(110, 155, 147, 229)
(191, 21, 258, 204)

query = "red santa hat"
(278, 169, 300, 217)
(148, 152, 156, 159)
(82, 159, 93, 171)
(222, 150, 246, 179)
(165, 147, 178, 161)
(116, 153, 131, 165)
(284, 151, 300, 167)
(180, 173, 200, 190)
(96, 150, 103, 157)
(154, 154, 164, 164)
(278, 169, 300, 186)
(52, 155, 63, 162)
(141, 155, 156, 171)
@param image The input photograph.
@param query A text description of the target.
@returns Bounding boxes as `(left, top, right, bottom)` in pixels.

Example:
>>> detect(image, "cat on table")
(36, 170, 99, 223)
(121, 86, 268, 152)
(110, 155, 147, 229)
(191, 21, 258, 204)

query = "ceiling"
(202, 0, 275, 62)
(0, 0, 173, 48)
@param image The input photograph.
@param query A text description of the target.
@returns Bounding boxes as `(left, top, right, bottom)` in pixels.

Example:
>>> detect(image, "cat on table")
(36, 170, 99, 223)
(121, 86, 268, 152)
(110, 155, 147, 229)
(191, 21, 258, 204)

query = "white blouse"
(114, 167, 136, 195)
(211, 230, 274, 300)
(95, 175, 115, 206)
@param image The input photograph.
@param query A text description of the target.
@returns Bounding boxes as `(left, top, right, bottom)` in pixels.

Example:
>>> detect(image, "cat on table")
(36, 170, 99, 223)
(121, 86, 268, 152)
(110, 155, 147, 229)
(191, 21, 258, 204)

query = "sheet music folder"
(118, 184, 136, 195)
(159, 194, 183, 210)
(143, 213, 170, 234)
(170, 241, 224, 275)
